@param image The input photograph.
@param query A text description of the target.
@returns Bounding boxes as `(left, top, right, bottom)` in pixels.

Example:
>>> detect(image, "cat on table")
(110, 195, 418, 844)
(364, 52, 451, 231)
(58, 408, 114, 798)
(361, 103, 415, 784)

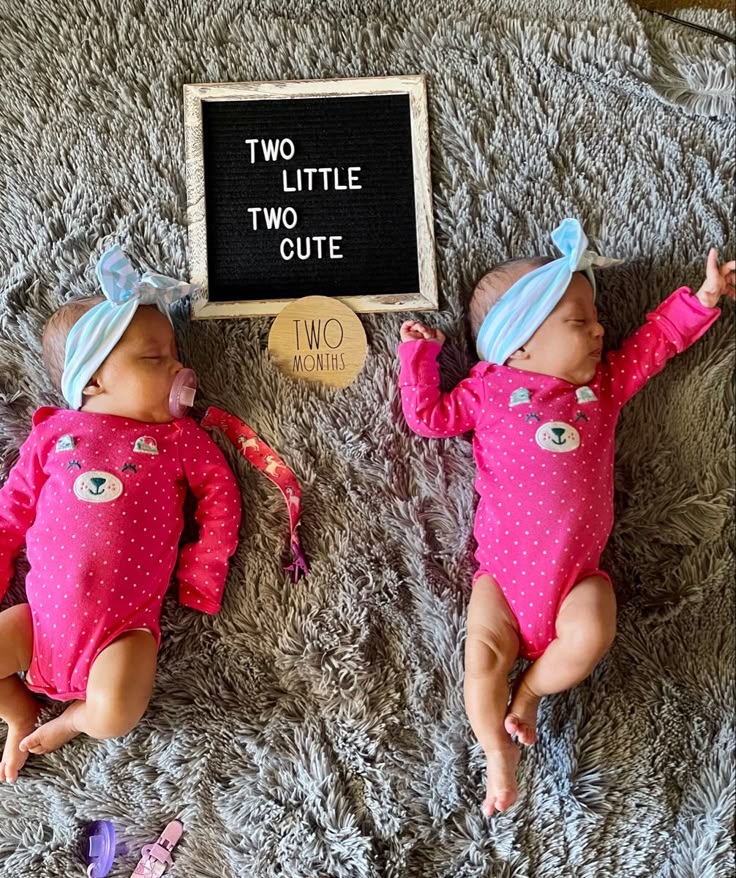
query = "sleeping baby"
(398, 219, 733, 815)
(0, 246, 241, 783)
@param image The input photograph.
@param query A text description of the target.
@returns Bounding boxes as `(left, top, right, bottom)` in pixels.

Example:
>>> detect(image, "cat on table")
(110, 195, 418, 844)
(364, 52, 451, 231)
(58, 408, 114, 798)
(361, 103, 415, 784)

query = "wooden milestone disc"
(268, 295, 368, 388)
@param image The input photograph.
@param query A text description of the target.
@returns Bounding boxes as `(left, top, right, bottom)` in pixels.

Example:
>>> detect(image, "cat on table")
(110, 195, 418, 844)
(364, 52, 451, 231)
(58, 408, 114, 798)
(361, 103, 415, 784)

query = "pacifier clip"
(201, 406, 309, 582)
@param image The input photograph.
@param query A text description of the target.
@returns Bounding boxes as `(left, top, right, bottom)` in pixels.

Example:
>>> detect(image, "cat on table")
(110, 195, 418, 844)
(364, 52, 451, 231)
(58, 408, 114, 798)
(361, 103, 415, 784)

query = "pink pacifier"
(169, 368, 198, 418)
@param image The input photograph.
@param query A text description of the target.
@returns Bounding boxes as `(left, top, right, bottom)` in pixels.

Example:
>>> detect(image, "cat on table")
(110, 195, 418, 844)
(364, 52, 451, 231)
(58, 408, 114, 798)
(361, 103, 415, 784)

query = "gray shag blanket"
(0, 2, 734, 876)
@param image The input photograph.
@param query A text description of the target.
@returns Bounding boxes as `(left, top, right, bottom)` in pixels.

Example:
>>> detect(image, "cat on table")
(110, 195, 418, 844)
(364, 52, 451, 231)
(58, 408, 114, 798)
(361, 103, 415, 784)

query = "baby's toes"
(18, 731, 43, 754)
(1, 755, 22, 783)
(483, 789, 517, 816)
(504, 714, 533, 743)
(505, 715, 536, 746)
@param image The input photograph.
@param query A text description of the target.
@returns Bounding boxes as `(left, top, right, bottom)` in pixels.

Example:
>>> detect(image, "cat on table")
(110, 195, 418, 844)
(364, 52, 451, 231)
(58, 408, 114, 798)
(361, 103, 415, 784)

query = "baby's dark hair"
(469, 256, 555, 341)
(42, 297, 103, 391)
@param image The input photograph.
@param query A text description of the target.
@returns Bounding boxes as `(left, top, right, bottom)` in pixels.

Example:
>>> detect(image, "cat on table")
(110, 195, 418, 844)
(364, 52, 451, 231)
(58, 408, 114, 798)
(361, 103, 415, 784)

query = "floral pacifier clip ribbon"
(202, 407, 309, 583)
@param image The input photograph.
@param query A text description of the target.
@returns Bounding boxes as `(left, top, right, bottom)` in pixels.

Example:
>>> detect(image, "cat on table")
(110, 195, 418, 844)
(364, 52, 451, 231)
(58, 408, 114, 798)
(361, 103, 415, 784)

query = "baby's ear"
(507, 346, 529, 362)
(82, 378, 103, 398)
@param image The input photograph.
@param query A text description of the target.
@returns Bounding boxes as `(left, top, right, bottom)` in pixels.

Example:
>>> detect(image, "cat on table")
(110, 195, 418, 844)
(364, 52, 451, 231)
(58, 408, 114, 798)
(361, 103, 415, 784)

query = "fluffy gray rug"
(0, 2, 734, 876)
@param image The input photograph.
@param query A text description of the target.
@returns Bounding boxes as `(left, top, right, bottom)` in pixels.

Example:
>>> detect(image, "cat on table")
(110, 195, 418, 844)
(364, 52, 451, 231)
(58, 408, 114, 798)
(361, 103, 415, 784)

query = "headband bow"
(475, 219, 619, 365)
(61, 246, 199, 409)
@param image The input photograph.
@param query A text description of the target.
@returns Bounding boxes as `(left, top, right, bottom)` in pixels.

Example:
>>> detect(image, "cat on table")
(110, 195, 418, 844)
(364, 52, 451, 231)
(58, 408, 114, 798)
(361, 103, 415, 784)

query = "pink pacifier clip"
(201, 406, 309, 582)
(130, 820, 183, 877)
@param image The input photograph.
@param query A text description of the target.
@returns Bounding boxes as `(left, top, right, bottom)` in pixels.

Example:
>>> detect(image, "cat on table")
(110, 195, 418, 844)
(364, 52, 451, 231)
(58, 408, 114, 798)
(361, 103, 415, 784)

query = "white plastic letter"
(329, 236, 343, 259)
(244, 139, 258, 163)
(247, 207, 261, 230)
(262, 139, 280, 161)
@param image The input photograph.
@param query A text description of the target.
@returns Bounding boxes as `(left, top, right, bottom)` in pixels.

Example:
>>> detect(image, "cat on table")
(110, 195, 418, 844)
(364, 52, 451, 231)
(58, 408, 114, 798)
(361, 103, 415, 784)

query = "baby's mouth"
(589, 348, 602, 359)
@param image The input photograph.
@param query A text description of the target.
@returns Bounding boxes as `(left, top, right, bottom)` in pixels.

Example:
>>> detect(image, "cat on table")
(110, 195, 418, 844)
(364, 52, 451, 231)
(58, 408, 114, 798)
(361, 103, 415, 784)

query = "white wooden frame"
(183, 75, 438, 319)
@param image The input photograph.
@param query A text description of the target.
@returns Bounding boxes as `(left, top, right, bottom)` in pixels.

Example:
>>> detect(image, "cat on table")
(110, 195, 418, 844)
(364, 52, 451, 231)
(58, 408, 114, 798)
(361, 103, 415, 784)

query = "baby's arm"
(0, 426, 48, 602)
(176, 419, 242, 614)
(399, 321, 484, 438)
(604, 251, 733, 406)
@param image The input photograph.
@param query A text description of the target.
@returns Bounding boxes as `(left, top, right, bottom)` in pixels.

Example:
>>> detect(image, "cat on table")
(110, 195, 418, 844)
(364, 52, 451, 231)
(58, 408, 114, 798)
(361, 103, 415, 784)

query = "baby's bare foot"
(505, 677, 541, 746)
(19, 708, 80, 756)
(482, 744, 520, 816)
(1, 706, 41, 783)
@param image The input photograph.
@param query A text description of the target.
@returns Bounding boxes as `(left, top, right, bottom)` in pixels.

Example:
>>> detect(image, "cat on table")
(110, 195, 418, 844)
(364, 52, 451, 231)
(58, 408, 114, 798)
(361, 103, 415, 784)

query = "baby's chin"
(133, 404, 177, 424)
(143, 411, 177, 424)
(80, 402, 175, 423)
(576, 364, 598, 384)
(570, 369, 597, 387)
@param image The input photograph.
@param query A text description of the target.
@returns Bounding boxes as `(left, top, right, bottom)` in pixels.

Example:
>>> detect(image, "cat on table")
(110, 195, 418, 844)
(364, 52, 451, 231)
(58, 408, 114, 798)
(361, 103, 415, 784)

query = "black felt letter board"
(201, 94, 420, 302)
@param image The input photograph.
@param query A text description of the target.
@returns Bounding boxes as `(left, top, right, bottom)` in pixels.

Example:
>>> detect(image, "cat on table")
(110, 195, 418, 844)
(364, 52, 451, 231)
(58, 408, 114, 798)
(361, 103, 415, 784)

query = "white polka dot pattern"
(0, 408, 241, 701)
(397, 288, 719, 658)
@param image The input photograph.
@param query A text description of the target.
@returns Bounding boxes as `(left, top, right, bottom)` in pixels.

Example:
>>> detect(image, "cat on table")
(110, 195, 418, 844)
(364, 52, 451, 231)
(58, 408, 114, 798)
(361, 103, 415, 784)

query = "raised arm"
(399, 324, 484, 438)
(604, 287, 720, 407)
(605, 251, 733, 406)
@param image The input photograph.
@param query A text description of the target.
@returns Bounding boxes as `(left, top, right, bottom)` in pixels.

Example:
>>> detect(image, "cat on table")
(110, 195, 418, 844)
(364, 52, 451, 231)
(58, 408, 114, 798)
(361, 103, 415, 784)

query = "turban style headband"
(62, 246, 199, 409)
(476, 218, 619, 364)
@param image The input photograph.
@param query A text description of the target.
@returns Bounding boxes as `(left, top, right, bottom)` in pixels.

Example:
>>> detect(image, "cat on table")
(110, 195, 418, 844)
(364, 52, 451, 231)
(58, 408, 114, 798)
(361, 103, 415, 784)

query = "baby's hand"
(695, 249, 735, 308)
(400, 320, 446, 344)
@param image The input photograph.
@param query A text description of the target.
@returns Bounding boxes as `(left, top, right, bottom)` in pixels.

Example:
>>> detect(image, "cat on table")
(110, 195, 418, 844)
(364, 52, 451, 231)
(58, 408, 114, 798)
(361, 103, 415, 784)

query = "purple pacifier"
(169, 368, 198, 418)
(84, 821, 116, 877)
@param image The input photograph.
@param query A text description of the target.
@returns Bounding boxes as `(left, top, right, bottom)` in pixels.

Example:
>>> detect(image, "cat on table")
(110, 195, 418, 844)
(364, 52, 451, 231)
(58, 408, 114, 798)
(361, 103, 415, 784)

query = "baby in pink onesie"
(398, 220, 734, 816)
(0, 248, 241, 783)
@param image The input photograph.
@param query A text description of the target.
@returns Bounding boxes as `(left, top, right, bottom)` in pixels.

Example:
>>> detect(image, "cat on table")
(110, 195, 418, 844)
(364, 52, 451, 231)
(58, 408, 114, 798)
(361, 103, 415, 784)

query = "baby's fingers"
(705, 247, 720, 275)
(721, 260, 735, 300)
(400, 320, 433, 342)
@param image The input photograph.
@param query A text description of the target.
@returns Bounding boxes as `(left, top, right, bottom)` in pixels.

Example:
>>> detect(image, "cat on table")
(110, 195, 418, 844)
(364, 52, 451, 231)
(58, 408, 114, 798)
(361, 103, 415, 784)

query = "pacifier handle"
(83, 820, 116, 878)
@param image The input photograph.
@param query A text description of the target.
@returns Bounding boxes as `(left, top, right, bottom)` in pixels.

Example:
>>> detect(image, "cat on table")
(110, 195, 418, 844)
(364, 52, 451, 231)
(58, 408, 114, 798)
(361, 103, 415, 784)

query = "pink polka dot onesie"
(0, 408, 241, 700)
(399, 288, 719, 659)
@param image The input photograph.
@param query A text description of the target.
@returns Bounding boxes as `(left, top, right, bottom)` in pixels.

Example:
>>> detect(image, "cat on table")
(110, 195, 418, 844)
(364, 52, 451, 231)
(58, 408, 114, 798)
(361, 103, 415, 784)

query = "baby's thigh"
(557, 575, 616, 652)
(0, 604, 33, 678)
(466, 575, 520, 658)
(87, 629, 158, 720)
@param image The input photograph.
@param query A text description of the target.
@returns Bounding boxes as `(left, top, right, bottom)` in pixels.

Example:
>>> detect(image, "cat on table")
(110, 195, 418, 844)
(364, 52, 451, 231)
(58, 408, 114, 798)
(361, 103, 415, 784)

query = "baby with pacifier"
(398, 219, 734, 815)
(0, 246, 242, 782)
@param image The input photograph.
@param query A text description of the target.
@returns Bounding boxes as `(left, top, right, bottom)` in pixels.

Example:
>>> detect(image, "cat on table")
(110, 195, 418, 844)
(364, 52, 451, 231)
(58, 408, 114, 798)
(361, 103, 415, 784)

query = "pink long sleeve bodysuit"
(400, 289, 719, 660)
(0, 408, 241, 700)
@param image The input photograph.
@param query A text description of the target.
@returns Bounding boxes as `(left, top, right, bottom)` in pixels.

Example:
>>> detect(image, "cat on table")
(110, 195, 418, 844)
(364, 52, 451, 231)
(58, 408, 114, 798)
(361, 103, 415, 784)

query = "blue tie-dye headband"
(475, 219, 619, 364)
(61, 246, 199, 409)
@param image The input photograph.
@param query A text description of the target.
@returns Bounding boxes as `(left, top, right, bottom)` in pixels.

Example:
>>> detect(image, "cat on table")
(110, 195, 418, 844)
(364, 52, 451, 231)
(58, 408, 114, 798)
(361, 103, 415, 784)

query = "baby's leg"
(505, 575, 616, 745)
(0, 604, 39, 783)
(20, 630, 157, 755)
(464, 575, 521, 816)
